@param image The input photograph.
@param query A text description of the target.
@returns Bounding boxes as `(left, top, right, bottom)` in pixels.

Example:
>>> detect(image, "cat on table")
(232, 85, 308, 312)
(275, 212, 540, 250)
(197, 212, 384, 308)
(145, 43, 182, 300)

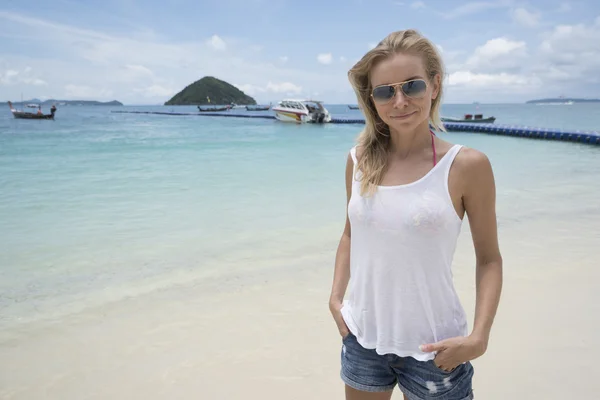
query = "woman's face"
(369, 52, 440, 133)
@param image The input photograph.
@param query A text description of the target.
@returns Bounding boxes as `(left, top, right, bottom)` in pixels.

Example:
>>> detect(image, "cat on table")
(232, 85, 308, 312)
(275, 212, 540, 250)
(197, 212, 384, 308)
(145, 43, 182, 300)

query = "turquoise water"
(1, 103, 599, 328)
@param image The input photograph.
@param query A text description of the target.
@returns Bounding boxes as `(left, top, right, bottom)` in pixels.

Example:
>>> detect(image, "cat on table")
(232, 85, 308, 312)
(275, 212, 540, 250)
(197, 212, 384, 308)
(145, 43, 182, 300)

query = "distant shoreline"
(526, 98, 600, 104)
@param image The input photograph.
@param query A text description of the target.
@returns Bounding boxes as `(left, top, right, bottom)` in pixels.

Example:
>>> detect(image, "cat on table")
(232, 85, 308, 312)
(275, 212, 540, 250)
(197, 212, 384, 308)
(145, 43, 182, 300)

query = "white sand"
(1, 218, 599, 399)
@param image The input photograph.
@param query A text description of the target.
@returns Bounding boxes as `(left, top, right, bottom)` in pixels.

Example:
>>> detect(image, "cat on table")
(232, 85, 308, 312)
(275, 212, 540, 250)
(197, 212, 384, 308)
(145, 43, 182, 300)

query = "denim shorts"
(340, 333, 474, 400)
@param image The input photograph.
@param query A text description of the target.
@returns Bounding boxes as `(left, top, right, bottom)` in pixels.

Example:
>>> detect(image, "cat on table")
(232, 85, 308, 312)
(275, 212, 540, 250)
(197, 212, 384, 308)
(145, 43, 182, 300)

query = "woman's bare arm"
(461, 148, 503, 348)
(420, 148, 503, 369)
(328, 153, 354, 337)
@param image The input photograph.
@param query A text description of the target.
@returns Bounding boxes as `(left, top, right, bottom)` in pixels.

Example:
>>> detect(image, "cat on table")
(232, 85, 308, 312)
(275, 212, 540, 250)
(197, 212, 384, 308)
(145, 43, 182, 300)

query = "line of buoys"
(111, 110, 276, 120)
(110, 111, 600, 146)
(440, 122, 600, 145)
(331, 119, 600, 146)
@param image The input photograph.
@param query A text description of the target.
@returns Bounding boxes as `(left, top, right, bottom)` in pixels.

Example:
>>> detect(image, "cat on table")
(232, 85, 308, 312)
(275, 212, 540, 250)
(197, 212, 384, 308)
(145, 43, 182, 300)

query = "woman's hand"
(420, 335, 488, 372)
(329, 300, 350, 339)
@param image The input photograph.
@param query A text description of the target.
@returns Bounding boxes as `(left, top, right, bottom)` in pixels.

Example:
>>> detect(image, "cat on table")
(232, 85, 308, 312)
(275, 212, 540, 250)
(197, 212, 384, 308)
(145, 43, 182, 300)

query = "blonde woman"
(329, 29, 503, 400)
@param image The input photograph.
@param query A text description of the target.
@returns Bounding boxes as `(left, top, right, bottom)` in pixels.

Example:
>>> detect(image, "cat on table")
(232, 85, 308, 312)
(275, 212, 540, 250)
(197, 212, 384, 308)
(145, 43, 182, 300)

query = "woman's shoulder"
(451, 145, 494, 189)
(434, 136, 488, 166)
(453, 145, 491, 170)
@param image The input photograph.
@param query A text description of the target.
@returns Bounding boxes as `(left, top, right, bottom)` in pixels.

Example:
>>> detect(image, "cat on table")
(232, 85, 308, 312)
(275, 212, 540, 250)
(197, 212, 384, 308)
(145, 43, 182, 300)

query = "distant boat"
(272, 99, 332, 123)
(246, 105, 270, 111)
(198, 105, 230, 112)
(348, 105, 360, 110)
(441, 114, 495, 123)
(7, 101, 56, 120)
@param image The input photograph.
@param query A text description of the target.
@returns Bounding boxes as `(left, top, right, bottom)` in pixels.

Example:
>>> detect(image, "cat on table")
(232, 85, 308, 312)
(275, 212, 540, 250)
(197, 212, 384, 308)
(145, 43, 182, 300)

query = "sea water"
(1, 103, 599, 329)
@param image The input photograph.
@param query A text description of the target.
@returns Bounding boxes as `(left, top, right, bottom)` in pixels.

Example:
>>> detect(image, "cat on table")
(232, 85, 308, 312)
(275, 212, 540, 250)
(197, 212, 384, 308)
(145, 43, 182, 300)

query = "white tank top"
(341, 144, 468, 361)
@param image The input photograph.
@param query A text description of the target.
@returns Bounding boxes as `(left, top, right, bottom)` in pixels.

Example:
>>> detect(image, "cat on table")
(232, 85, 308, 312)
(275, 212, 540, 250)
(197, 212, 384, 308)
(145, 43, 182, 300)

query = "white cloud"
(206, 35, 226, 51)
(234, 81, 303, 96)
(531, 66, 571, 80)
(339, 56, 347, 62)
(65, 84, 113, 99)
(0, 69, 19, 84)
(536, 22, 600, 81)
(442, 2, 506, 19)
(447, 71, 531, 87)
(266, 81, 302, 94)
(233, 83, 266, 96)
(134, 84, 175, 98)
(441, 18, 600, 101)
(411, 1, 425, 9)
(26, 78, 47, 86)
(279, 56, 289, 64)
(556, 3, 571, 12)
(471, 37, 526, 58)
(317, 53, 333, 65)
(512, 8, 540, 27)
(124, 64, 154, 77)
(0, 66, 47, 86)
(0, 10, 110, 40)
(465, 37, 527, 71)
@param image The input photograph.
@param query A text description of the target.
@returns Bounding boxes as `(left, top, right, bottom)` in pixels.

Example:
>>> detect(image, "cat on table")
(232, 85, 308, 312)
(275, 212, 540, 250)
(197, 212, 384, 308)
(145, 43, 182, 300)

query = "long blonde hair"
(348, 29, 446, 196)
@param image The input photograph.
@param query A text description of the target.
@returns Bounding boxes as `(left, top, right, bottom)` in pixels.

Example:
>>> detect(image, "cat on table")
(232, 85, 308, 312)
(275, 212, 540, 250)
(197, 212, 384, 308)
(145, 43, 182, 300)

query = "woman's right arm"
(328, 152, 354, 338)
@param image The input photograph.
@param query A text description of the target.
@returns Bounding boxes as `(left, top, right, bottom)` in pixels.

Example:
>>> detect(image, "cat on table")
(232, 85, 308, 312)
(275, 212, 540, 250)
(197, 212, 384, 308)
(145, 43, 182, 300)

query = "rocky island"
(164, 76, 256, 106)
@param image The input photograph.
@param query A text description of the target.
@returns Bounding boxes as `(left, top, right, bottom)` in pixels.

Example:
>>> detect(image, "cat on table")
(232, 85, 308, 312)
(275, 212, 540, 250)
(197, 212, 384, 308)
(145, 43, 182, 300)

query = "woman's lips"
(390, 111, 416, 120)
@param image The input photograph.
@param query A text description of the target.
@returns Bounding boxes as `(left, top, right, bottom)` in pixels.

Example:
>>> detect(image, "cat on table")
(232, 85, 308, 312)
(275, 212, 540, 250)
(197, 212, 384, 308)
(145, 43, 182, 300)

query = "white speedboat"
(272, 99, 332, 123)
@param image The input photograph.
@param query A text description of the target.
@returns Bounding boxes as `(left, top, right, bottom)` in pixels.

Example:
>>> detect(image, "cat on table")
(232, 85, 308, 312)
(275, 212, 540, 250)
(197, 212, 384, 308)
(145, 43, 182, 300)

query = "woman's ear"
(431, 74, 441, 100)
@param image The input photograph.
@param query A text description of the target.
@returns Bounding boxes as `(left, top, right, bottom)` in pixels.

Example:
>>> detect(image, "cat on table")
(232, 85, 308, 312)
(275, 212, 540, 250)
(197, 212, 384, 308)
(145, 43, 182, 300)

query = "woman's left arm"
(462, 149, 503, 349)
(420, 148, 503, 370)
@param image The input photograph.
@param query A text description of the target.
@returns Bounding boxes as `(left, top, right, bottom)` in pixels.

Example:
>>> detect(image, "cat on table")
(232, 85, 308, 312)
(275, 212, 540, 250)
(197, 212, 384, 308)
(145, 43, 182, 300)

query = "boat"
(441, 114, 495, 123)
(348, 105, 360, 110)
(8, 101, 56, 119)
(246, 105, 271, 111)
(272, 99, 332, 123)
(198, 105, 230, 112)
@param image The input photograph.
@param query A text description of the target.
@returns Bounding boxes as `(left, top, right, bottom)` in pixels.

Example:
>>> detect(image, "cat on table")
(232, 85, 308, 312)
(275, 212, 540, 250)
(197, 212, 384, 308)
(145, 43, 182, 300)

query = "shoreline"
(1, 217, 599, 398)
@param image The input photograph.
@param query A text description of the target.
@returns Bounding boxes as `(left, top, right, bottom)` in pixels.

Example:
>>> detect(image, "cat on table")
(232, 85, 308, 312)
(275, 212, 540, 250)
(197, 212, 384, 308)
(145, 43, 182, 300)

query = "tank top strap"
(349, 146, 360, 180)
(438, 144, 463, 179)
(350, 146, 358, 165)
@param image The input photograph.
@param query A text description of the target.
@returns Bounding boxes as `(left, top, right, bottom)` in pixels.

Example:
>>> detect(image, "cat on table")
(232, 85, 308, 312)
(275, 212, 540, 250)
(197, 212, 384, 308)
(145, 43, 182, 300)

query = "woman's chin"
(385, 115, 428, 131)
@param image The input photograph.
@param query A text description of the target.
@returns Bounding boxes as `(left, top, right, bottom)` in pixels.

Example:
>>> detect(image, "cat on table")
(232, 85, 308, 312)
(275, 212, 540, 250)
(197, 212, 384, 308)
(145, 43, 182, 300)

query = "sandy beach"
(1, 213, 599, 400)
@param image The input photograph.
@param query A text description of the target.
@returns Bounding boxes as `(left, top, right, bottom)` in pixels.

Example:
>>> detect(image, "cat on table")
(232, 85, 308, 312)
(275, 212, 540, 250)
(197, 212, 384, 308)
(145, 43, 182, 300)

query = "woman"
(328, 29, 503, 400)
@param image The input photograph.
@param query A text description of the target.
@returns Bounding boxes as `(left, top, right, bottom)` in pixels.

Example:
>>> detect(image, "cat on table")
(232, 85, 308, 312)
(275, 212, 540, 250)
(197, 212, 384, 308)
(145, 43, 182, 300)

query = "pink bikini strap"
(430, 130, 437, 167)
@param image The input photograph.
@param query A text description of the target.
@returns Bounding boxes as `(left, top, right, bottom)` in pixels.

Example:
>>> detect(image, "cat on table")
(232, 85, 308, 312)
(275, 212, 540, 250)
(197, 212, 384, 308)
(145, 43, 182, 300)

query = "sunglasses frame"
(371, 79, 429, 105)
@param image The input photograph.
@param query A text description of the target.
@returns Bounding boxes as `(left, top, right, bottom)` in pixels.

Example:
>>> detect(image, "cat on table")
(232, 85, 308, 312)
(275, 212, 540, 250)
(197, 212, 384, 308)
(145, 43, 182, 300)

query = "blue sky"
(1, 0, 599, 104)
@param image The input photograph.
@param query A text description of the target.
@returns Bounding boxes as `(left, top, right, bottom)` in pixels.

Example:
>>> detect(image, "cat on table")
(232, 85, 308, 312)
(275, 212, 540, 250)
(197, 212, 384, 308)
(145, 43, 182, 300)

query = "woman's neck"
(387, 120, 432, 160)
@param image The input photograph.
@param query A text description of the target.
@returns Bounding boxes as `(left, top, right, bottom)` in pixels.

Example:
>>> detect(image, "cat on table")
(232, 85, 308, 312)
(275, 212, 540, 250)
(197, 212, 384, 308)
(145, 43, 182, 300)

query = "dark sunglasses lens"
(402, 80, 427, 97)
(372, 85, 395, 102)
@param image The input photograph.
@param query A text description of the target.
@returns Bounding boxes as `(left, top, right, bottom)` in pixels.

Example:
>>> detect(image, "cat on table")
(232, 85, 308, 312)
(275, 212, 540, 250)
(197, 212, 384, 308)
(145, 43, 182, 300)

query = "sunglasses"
(371, 79, 428, 104)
